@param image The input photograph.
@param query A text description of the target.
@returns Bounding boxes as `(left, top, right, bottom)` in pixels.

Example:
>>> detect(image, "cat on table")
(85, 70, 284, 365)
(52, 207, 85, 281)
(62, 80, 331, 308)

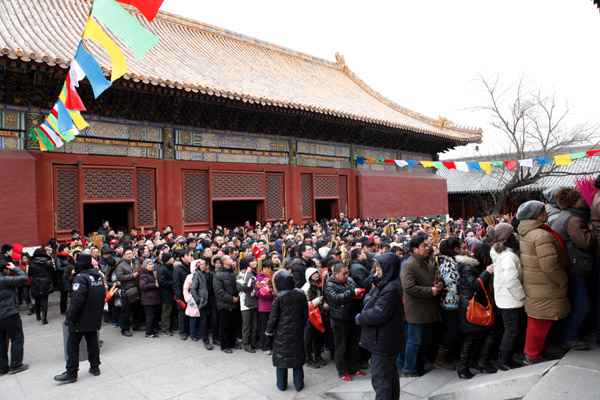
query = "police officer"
(54, 254, 105, 383)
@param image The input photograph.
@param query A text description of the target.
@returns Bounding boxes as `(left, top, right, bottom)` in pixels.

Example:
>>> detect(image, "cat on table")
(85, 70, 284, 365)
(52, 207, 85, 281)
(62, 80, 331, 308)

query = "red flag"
(64, 73, 86, 111)
(442, 161, 456, 169)
(505, 160, 518, 171)
(118, 0, 164, 21)
(587, 149, 600, 157)
(384, 159, 395, 164)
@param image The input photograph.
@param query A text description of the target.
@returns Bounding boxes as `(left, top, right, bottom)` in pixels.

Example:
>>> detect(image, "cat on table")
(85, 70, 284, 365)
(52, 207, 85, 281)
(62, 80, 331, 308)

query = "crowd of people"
(1, 176, 600, 399)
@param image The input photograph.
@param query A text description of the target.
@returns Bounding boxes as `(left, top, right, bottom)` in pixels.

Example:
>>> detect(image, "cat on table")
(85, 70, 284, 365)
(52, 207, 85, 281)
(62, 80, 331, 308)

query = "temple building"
(0, 0, 481, 246)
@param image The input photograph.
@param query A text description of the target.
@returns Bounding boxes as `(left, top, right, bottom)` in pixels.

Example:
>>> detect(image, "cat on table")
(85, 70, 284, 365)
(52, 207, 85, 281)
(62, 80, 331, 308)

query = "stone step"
(428, 361, 558, 400)
(324, 377, 375, 400)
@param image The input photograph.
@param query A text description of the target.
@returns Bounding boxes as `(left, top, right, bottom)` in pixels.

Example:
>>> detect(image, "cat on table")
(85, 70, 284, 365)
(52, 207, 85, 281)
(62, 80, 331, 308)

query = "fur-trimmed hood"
(455, 255, 479, 267)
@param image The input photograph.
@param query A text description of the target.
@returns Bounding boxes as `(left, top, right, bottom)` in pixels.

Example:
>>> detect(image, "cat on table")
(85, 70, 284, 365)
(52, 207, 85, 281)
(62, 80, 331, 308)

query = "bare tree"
(477, 74, 600, 214)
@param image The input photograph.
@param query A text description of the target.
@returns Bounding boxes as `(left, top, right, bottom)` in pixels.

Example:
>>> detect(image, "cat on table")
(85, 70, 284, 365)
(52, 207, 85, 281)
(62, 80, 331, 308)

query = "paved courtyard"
(0, 294, 366, 400)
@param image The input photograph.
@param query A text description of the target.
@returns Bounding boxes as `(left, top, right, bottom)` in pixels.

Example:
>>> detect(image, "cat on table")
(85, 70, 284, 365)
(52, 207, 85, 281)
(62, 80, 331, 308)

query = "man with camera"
(0, 259, 29, 375)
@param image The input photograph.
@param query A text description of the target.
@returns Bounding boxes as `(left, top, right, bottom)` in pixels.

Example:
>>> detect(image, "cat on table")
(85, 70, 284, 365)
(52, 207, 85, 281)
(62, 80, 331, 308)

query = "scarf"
(539, 224, 570, 267)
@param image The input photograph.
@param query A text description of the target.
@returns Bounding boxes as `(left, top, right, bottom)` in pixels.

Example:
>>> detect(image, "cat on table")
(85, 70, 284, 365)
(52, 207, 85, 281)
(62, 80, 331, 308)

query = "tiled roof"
(0, 0, 482, 143)
(438, 156, 600, 194)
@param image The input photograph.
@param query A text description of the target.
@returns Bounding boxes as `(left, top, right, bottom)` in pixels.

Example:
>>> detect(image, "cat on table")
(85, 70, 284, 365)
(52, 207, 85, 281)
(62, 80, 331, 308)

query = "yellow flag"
(365, 157, 376, 162)
(420, 161, 435, 168)
(68, 110, 89, 130)
(479, 162, 491, 174)
(554, 154, 572, 166)
(83, 18, 127, 82)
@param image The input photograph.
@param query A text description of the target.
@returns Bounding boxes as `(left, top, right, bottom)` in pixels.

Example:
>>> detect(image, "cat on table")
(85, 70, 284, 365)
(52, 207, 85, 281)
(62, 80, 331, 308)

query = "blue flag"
(406, 160, 418, 167)
(534, 157, 550, 166)
(466, 161, 482, 171)
(73, 43, 111, 98)
(56, 99, 72, 134)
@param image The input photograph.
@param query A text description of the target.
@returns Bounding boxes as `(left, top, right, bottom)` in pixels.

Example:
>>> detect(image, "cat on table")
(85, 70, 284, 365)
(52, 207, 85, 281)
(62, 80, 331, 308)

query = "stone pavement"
(0, 293, 370, 400)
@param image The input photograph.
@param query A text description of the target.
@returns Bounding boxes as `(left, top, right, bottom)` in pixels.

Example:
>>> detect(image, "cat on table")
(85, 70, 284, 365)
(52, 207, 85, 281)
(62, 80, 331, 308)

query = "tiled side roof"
(438, 157, 600, 194)
(0, 0, 482, 143)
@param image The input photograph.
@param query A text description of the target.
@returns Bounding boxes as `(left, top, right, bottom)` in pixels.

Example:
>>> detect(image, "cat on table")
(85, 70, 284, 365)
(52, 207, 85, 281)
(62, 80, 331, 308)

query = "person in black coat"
(29, 248, 56, 325)
(349, 248, 373, 293)
(173, 248, 193, 340)
(157, 252, 176, 336)
(0, 259, 29, 375)
(266, 269, 308, 392)
(357, 253, 403, 400)
(290, 243, 317, 288)
(54, 254, 106, 383)
(325, 262, 365, 380)
(455, 243, 495, 379)
(213, 255, 240, 352)
(55, 244, 74, 314)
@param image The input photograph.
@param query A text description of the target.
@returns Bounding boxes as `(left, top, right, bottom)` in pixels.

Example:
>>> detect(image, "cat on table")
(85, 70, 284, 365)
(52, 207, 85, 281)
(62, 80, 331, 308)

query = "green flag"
(433, 161, 446, 170)
(33, 127, 55, 151)
(570, 152, 586, 160)
(92, 0, 160, 61)
(490, 161, 504, 167)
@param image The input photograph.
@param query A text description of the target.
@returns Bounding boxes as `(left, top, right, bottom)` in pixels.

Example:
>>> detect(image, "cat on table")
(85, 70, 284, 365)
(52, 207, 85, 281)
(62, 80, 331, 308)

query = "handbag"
(466, 277, 495, 326)
(308, 302, 325, 333)
(125, 286, 140, 303)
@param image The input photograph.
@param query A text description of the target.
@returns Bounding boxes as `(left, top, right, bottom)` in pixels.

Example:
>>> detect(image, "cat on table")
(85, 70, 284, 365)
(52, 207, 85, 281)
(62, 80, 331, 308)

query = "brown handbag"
(466, 277, 495, 326)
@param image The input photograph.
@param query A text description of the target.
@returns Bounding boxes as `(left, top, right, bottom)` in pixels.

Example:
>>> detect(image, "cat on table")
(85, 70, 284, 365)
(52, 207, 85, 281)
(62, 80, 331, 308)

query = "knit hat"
(516, 200, 546, 220)
(542, 187, 560, 205)
(161, 252, 173, 264)
(494, 223, 513, 244)
(555, 187, 582, 210)
(143, 258, 154, 267)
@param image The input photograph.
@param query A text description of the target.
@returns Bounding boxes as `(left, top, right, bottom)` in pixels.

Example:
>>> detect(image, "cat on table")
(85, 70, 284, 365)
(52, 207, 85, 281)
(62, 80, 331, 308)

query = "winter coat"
(0, 267, 28, 320)
(157, 262, 175, 303)
(456, 255, 493, 333)
(183, 262, 200, 317)
(591, 191, 600, 255)
(290, 257, 309, 288)
(55, 253, 74, 292)
(172, 261, 191, 302)
(138, 267, 160, 306)
(490, 248, 525, 309)
(65, 267, 105, 333)
(550, 208, 596, 276)
(236, 269, 258, 311)
(255, 271, 274, 312)
(518, 219, 570, 320)
(301, 267, 324, 307)
(191, 269, 209, 310)
(213, 266, 238, 310)
(434, 254, 460, 311)
(349, 259, 373, 293)
(400, 254, 441, 324)
(29, 255, 56, 297)
(358, 253, 403, 356)
(115, 259, 137, 292)
(325, 274, 360, 323)
(266, 270, 308, 369)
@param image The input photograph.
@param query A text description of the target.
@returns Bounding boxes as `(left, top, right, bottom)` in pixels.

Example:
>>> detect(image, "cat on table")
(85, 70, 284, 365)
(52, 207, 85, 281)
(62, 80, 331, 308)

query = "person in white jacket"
(490, 223, 525, 371)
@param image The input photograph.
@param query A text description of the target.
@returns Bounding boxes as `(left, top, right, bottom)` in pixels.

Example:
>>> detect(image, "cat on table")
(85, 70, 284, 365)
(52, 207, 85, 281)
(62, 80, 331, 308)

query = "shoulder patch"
(72, 283, 80, 291)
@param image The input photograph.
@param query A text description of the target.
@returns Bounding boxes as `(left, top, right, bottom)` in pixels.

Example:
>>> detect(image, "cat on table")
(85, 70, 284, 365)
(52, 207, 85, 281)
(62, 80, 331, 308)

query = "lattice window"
(136, 170, 154, 226)
(339, 176, 347, 215)
(56, 168, 78, 231)
(315, 176, 338, 198)
(265, 174, 283, 220)
(301, 174, 312, 217)
(212, 174, 264, 198)
(84, 169, 133, 199)
(184, 172, 208, 223)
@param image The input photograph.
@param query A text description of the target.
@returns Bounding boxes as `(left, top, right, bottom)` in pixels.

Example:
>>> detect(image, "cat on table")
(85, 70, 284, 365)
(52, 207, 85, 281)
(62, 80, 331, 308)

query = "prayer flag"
(442, 161, 456, 169)
(70, 59, 86, 88)
(74, 43, 112, 98)
(394, 160, 408, 168)
(40, 121, 64, 148)
(376, 158, 385, 163)
(406, 161, 418, 167)
(365, 157, 376, 162)
(56, 100, 73, 135)
(32, 127, 53, 151)
(420, 161, 435, 168)
(83, 18, 127, 82)
(587, 149, 600, 157)
(47, 113, 75, 142)
(117, 0, 164, 21)
(356, 156, 365, 165)
(518, 159, 533, 168)
(68, 110, 89, 130)
(433, 161, 445, 170)
(466, 162, 482, 172)
(63, 76, 86, 111)
(384, 159, 394, 164)
(533, 157, 549, 166)
(554, 154, 572, 165)
(490, 161, 504, 167)
(505, 160, 518, 170)
(455, 162, 469, 172)
(479, 162, 491, 174)
(92, 0, 160, 60)
(570, 152, 586, 160)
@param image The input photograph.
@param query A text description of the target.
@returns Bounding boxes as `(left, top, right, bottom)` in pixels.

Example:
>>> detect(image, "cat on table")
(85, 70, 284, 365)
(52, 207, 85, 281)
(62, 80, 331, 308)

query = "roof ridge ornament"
(335, 52, 346, 69)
